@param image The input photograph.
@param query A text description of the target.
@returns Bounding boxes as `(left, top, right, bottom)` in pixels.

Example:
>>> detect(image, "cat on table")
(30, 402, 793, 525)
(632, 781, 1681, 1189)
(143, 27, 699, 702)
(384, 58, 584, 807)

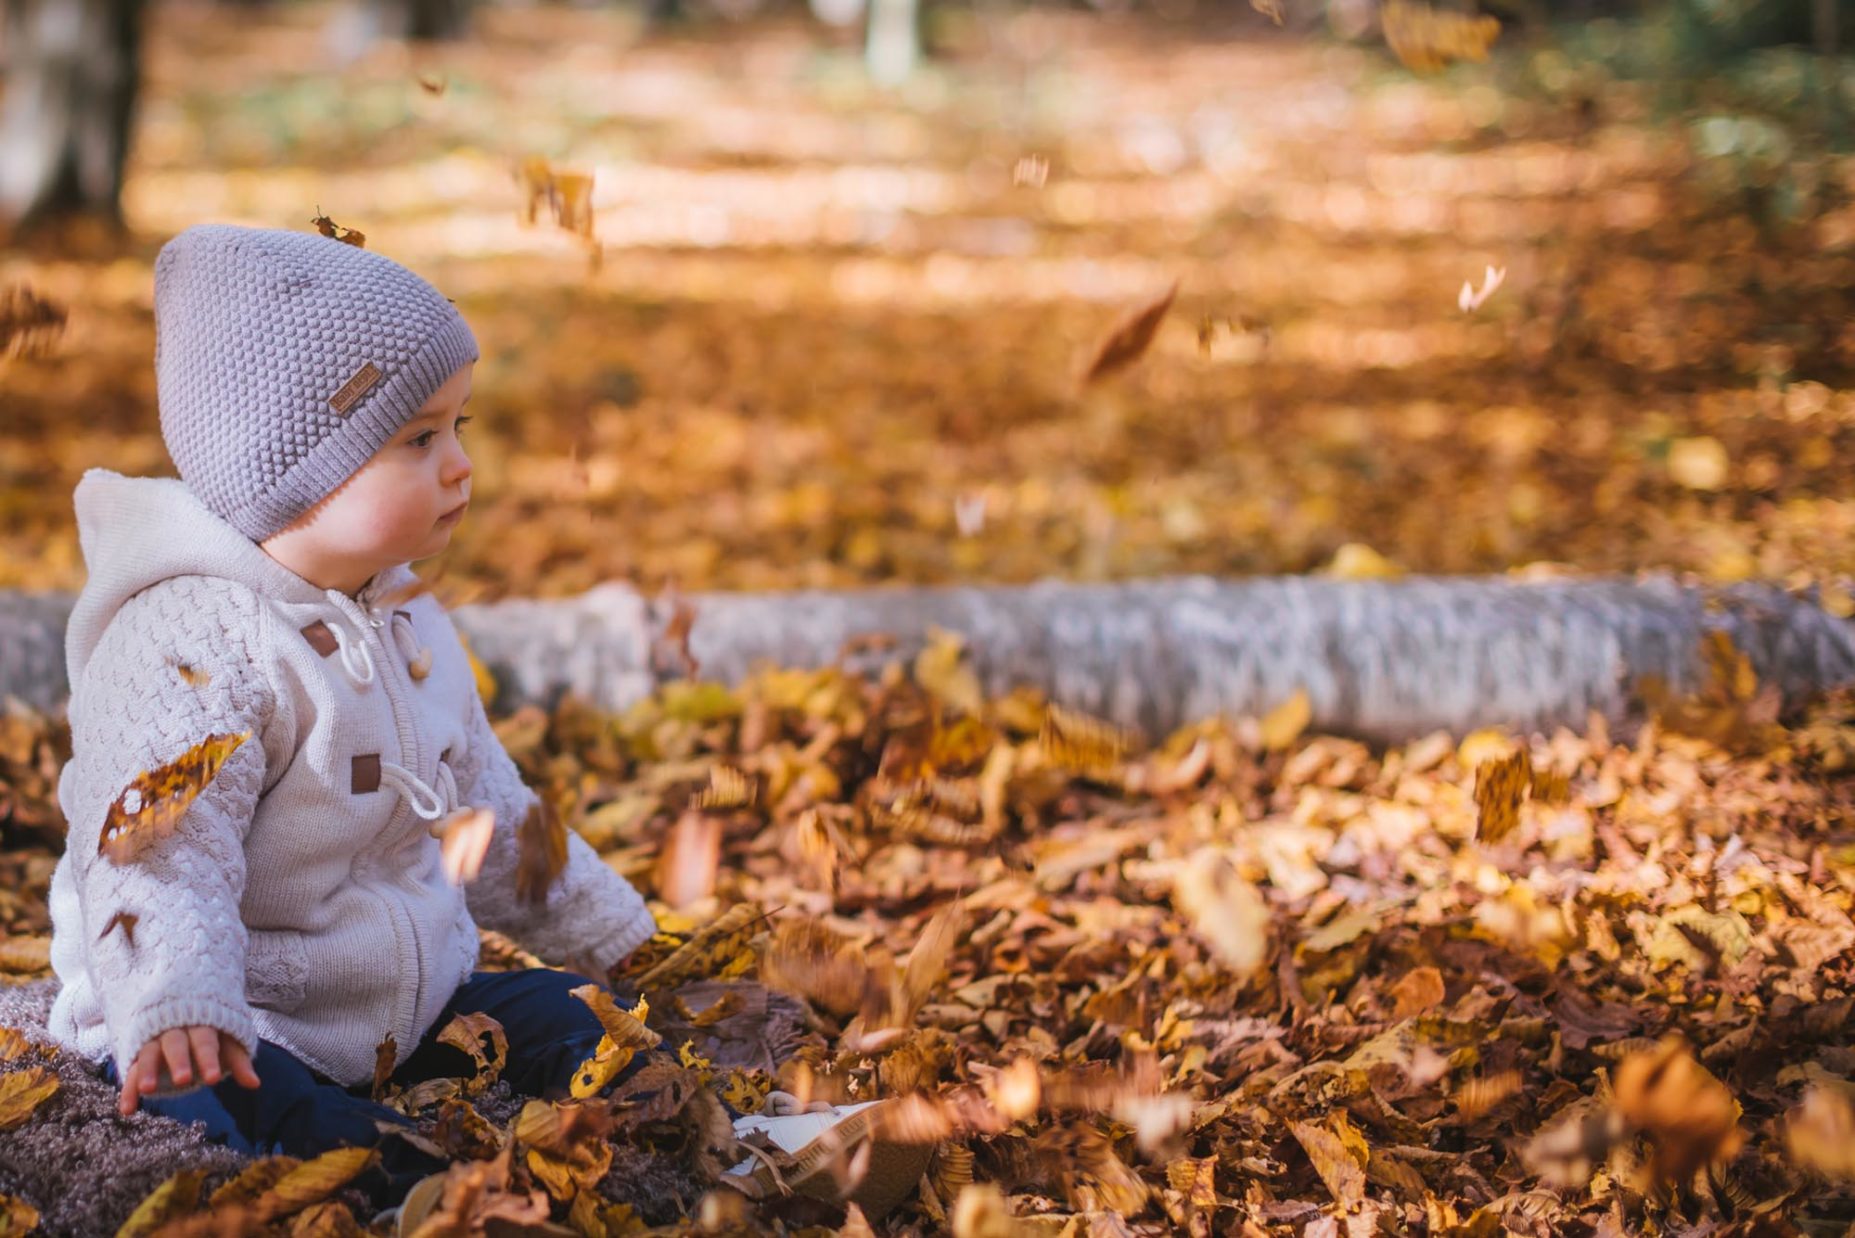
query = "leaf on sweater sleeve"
(98, 730, 250, 865)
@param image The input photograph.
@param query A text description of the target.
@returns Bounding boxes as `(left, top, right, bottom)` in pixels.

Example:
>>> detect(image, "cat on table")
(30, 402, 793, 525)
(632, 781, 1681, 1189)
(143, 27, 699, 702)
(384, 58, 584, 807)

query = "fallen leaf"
(99, 731, 251, 865)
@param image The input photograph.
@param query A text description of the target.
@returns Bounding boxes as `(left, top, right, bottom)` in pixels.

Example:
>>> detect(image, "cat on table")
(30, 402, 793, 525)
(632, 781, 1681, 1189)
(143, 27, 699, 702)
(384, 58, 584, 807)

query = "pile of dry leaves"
(3, 628, 1855, 1235)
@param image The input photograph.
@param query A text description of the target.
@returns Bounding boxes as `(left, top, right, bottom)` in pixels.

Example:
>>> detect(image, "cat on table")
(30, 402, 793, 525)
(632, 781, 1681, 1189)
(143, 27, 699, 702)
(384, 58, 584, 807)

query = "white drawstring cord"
(390, 611, 433, 680)
(327, 619, 377, 686)
(379, 760, 448, 821)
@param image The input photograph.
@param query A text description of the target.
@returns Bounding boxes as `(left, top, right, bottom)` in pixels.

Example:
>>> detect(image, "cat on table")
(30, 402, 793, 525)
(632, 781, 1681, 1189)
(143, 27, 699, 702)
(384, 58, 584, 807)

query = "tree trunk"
(865, 0, 919, 85)
(3, 576, 1852, 744)
(0, 0, 145, 235)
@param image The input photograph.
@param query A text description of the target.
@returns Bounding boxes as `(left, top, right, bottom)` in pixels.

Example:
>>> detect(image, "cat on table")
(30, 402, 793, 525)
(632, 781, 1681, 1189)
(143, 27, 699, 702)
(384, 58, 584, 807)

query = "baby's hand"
(118, 1026, 260, 1116)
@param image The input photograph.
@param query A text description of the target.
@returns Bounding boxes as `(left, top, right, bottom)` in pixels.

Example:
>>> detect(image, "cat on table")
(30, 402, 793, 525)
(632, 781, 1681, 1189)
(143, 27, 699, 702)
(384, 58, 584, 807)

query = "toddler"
(44, 222, 661, 1212)
(45, 223, 922, 1226)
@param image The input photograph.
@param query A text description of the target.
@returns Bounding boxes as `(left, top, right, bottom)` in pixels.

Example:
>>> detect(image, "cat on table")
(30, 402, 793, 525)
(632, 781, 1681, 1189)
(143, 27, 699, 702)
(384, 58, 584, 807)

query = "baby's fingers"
(221, 1036, 261, 1089)
(159, 1027, 194, 1088)
(189, 1027, 222, 1085)
(118, 1043, 158, 1115)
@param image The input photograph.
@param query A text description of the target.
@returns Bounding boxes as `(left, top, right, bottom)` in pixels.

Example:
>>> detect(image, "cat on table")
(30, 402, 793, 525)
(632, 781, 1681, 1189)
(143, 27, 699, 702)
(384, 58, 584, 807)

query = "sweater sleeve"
(454, 684, 656, 974)
(60, 577, 272, 1082)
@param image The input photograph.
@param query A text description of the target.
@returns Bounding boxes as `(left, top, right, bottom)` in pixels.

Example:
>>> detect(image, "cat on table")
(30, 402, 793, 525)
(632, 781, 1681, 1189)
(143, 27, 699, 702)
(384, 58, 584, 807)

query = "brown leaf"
(0, 1066, 58, 1131)
(1084, 280, 1179, 384)
(655, 809, 722, 909)
(99, 732, 251, 865)
(1290, 1119, 1365, 1208)
(436, 1011, 510, 1095)
(370, 1034, 397, 1102)
(1612, 1036, 1744, 1183)
(1389, 966, 1445, 1020)
(309, 211, 366, 248)
(514, 795, 568, 906)
(1473, 747, 1531, 845)
(1172, 847, 1271, 982)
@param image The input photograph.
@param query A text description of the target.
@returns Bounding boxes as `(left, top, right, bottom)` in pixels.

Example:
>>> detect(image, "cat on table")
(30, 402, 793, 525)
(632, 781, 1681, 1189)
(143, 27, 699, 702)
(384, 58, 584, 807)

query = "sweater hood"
(67, 468, 413, 688)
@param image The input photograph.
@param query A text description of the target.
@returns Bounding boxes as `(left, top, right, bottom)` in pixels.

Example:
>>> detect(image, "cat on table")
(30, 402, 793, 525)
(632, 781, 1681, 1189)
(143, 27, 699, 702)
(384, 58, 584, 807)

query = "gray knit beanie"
(154, 223, 480, 543)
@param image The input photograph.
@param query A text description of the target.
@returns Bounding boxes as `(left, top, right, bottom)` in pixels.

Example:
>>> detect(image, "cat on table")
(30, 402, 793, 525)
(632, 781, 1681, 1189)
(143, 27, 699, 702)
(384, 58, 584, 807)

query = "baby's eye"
(410, 416, 471, 449)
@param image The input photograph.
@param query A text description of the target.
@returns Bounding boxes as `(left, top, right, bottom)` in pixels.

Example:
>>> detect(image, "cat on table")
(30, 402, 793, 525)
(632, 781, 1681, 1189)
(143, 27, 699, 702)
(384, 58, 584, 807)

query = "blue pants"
(102, 968, 648, 1209)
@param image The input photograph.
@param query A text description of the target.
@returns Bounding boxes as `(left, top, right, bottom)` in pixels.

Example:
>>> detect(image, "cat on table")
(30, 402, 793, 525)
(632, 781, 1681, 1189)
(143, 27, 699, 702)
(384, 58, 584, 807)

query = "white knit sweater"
(46, 469, 656, 1089)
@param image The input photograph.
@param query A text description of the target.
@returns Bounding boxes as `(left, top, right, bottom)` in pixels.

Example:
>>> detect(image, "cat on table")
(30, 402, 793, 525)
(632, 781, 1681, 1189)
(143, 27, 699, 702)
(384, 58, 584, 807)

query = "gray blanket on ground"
(0, 976, 811, 1236)
(0, 979, 251, 1238)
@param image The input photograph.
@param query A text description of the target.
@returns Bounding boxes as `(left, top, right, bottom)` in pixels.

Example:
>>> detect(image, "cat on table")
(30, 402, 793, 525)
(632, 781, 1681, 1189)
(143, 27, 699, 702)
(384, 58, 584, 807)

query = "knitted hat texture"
(154, 223, 479, 542)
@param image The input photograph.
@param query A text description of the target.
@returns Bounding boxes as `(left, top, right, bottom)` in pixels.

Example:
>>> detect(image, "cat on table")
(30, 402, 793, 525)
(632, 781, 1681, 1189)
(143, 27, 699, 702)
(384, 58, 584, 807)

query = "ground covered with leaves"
(6, 4, 1855, 602)
(4, 636, 1855, 1234)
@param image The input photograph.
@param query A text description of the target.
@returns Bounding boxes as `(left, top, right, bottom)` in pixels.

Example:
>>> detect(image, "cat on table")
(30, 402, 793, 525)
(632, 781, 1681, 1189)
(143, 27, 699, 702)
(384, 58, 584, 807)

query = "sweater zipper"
(330, 589, 427, 1053)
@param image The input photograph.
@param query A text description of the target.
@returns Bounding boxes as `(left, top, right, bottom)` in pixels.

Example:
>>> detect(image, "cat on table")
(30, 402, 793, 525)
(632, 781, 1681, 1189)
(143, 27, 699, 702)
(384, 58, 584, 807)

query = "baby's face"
(262, 362, 474, 588)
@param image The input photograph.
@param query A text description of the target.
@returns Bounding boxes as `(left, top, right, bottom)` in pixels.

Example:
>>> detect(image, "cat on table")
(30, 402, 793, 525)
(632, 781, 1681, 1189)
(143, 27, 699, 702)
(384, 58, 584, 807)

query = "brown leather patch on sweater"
(351, 754, 382, 794)
(300, 621, 338, 657)
(329, 360, 382, 414)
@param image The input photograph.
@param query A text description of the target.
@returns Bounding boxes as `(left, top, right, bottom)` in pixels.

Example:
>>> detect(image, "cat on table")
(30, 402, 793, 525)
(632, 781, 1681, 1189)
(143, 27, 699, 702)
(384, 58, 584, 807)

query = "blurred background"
(3, 0, 1854, 605)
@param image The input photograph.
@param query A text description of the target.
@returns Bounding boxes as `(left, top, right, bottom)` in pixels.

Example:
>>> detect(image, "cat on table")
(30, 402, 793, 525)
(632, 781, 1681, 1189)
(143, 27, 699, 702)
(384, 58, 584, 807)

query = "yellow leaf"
(1322, 542, 1405, 580)
(437, 1010, 510, 1095)
(1473, 748, 1532, 844)
(254, 1146, 379, 1219)
(207, 1156, 302, 1209)
(1289, 1119, 1364, 1208)
(99, 731, 250, 865)
(115, 1168, 206, 1238)
(914, 627, 983, 716)
(1259, 688, 1311, 751)
(1172, 847, 1271, 982)
(0, 1066, 58, 1131)
(0, 1193, 39, 1238)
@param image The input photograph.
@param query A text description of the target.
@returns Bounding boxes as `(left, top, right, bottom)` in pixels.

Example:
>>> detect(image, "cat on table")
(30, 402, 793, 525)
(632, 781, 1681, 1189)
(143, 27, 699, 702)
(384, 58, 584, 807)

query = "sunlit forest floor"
(5, 1, 1855, 602)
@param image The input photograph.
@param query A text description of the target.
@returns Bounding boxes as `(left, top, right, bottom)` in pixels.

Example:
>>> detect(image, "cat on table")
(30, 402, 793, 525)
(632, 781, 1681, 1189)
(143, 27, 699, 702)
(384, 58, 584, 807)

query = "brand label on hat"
(329, 361, 382, 414)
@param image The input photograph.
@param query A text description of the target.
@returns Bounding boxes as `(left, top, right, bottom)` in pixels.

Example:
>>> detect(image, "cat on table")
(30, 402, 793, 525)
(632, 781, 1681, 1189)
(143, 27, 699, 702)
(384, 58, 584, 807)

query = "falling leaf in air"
(417, 73, 448, 95)
(514, 795, 569, 905)
(99, 731, 250, 865)
(1382, 1, 1500, 74)
(0, 284, 68, 360)
(1474, 747, 1532, 844)
(309, 209, 366, 248)
(1454, 1068, 1524, 1120)
(435, 806, 495, 886)
(1012, 155, 1048, 188)
(1173, 846, 1272, 981)
(1458, 264, 1507, 312)
(1250, 0, 1284, 24)
(656, 809, 722, 908)
(1084, 279, 1179, 384)
(1611, 1036, 1745, 1183)
(1786, 1085, 1855, 1180)
(1039, 704, 1129, 775)
(695, 765, 753, 809)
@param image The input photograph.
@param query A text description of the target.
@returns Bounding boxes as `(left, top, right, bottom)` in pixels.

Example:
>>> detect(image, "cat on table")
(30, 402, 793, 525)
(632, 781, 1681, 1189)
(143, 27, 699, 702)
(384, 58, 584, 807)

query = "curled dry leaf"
(309, 211, 366, 248)
(100, 731, 251, 865)
(437, 1010, 510, 1095)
